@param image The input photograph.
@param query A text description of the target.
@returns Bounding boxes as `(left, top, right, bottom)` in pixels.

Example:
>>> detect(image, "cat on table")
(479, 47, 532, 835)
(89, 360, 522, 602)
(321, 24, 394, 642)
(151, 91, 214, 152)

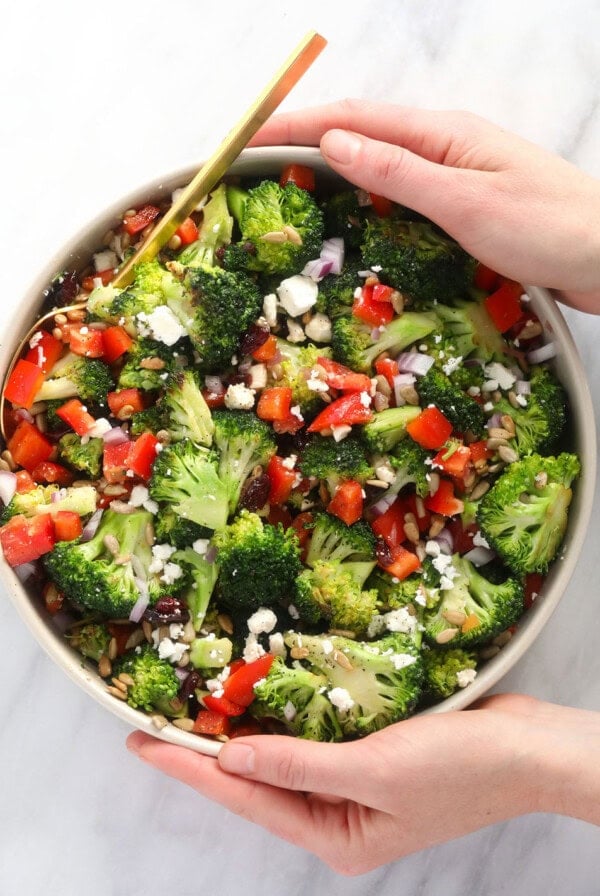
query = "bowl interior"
(0, 146, 596, 751)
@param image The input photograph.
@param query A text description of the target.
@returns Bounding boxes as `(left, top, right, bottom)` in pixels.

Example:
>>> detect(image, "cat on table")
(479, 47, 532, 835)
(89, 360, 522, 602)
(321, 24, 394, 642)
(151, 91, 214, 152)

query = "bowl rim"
(0, 146, 596, 752)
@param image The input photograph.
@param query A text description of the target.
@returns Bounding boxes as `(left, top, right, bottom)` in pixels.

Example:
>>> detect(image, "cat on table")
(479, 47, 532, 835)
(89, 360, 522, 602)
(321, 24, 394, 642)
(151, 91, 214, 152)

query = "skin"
(126, 100, 600, 873)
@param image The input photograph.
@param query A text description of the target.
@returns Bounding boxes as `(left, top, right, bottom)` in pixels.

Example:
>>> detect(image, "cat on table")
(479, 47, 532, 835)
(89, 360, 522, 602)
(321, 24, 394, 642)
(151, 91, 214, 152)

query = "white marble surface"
(1, 1, 600, 892)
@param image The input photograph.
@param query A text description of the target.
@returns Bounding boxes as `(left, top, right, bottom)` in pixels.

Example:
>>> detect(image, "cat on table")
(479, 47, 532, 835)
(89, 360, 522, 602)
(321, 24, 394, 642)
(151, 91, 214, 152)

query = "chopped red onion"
(129, 591, 150, 623)
(14, 562, 36, 582)
(463, 545, 496, 566)
(526, 342, 556, 364)
(397, 352, 434, 376)
(319, 238, 345, 275)
(393, 372, 416, 406)
(301, 258, 333, 281)
(81, 508, 103, 541)
(0, 470, 17, 506)
(434, 527, 454, 554)
(515, 379, 532, 395)
(486, 412, 503, 430)
(175, 667, 189, 682)
(102, 426, 130, 446)
(13, 408, 34, 424)
(50, 488, 67, 503)
(266, 350, 283, 367)
(370, 326, 386, 341)
(370, 491, 398, 517)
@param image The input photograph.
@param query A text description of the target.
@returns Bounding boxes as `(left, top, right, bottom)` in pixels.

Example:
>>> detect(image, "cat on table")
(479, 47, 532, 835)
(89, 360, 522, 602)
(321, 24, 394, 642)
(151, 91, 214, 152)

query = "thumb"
(320, 128, 481, 237)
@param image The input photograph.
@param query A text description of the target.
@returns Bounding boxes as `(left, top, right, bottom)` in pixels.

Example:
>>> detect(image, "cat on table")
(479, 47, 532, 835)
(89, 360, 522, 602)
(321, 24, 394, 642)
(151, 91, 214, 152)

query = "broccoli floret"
(87, 260, 187, 327)
(57, 433, 103, 479)
(321, 190, 368, 250)
(149, 440, 229, 532)
(315, 263, 362, 318)
(112, 644, 180, 714)
(189, 635, 233, 670)
(422, 554, 523, 648)
(213, 510, 301, 614)
(332, 311, 439, 374)
(476, 452, 581, 575)
(368, 569, 425, 611)
(251, 656, 343, 742)
(160, 368, 214, 446)
(294, 559, 379, 634)
(43, 399, 69, 433)
(387, 438, 431, 498)
(35, 352, 114, 405)
(177, 183, 233, 269)
(130, 403, 168, 436)
(418, 366, 486, 436)
(67, 622, 111, 662)
(492, 367, 567, 457)
(0, 483, 97, 524)
(172, 547, 219, 631)
(274, 339, 331, 415)
(361, 406, 422, 453)
(228, 180, 324, 277)
(117, 339, 178, 392)
(211, 410, 277, 515)
(285, 631, 423, 738)
(44, 508, 169, 617)
(431, 298, 507, 362)
(298, 434, 373, 496)
(361, 218, 474, 304)
(422, 647, 478, 700)
(305, 512, 376, 567)
(183, 265, 263, 372)
(153, 509, 212, 550)
(447, 362, 485, 393)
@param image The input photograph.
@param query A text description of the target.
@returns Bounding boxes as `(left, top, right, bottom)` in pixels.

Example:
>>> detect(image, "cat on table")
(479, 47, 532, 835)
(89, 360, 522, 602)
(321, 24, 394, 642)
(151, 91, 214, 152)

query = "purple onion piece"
(0, 470, 17, 506)
(81, 509, 103, 542)
(397, 352, 434, 376)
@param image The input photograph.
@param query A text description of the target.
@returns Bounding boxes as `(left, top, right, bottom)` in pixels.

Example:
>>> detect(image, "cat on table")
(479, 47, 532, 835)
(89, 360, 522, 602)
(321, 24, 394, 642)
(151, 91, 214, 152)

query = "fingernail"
(321, 129, 362, 165)
(218, 743, 255, 775)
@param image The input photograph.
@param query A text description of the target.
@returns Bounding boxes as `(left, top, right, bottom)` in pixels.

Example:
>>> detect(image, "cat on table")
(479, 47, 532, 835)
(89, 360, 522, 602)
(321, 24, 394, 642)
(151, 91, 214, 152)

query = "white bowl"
(1, 147, 596, 753)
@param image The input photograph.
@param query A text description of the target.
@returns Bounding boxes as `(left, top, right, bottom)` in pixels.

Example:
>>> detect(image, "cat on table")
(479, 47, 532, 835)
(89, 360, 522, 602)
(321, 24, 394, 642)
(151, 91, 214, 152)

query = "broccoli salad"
(0, 163, 581, 742)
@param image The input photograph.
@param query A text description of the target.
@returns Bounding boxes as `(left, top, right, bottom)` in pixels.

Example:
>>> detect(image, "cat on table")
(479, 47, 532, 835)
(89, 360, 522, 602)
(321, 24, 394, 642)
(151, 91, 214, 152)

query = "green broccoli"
(491, 366, 567, 456)
(57, 433, 104, 479)
(361, 405, 422, 453)
(315, 263, 363, 318)
(117, 338, 178, 392)
(43, 508, 171, 617)
(422, 646, 478, 700)
(251, 656, 343, 742)
(225, 180, 324, 277)
(87, 259, 187, 327)
(422, 554, 523, 648)
(67, 621, 111, 662)
(476, 452, 581, 574)
(274, 339, 331, 415)
(172, 547, 219, 631)
(212, 510, 301, 614)
(130, 403, 169, 437)
(387, 438, 432, 498)
(189, 635, 233, 670)
(418, 365, 486, 436)
(321, 190, 368, 250)
(294, 559, 380, 634)
(361, 218, 474, 304)
(0, 483, 97, 524)
(159, 368, 214, 446)
(153, 508, 212, 550)
(430, 299, 507, 363)
(177, 183, 233, 269)
(149, 440, 229, 532)
(112, 645, 181, 714)
(284, 631, 423, 739)
(298, 434, 373, 496)
(368, 569, 426, 612)
(211, 410, 277, 515)
(43, 399, 70, 433)
(304, 512, 376, 568)
(331, 310, 439, 374)
(35, 352, 114, 405)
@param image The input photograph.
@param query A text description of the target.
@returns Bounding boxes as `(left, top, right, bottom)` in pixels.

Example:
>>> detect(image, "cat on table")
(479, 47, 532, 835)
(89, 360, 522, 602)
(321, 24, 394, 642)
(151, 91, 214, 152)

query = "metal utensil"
(1, 31, 326, 439)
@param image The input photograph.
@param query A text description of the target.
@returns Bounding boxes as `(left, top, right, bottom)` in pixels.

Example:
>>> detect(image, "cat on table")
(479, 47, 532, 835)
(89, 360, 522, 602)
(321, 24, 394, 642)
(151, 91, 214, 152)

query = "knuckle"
(272, 749, 307, 791)
(371, 145, 411, 188)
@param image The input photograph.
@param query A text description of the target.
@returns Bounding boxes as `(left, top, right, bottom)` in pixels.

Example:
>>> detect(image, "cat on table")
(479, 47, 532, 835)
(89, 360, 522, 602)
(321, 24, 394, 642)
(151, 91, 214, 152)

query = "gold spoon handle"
(113, 30, 327, 289)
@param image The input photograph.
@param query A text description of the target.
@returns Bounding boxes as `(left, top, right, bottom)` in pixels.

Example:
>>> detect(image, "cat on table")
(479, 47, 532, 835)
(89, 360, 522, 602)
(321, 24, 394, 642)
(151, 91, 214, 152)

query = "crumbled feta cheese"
(374, 459, 396, 484)
(484, 362, 517, 391)
(328, 687, 355, 712)
(456, 668, 478, 688)
(515, 393, 528, 407)
(156, 638, 188, 663)
(224, 382, 256, 410)
(286, 318, 306, 343)
(425, 539, 441, 557)
(442, 356, 463, 376)
(247, 607, 278, 635)
(288, 604, 300, 620)
(384, 607, 418, 634)
(304, 312, 332, 343)
(136, 306, 186, 346)
(483, 379, 499, 392)
(263, 293, 278, 327)
(129, 484, 150, 507)
(281, 455, 297, 470)
(248, 363, 268, 390)
(367, 615, 387, 638)
(94, 249, 117, 273)
(149, 542, 176, 574)
(359, 391, 372, 407)
(306, 370, 330, 392)
(192, 538, 210, 555)
(290, 405, 304, 421)
(331, 424, 352, 442)
(467, 385, 481, 397)
(160, 562, 183, 585)
(414, 585, 427, 607)
(389, 653, 418, 670)
(473, 530, 490, 549)
(277, 274, 318, 316)
(321, 639, 334, 655)
(268, 632, 286, 657)
(29, 331, 43, 348)
(243, 632, 266, 663)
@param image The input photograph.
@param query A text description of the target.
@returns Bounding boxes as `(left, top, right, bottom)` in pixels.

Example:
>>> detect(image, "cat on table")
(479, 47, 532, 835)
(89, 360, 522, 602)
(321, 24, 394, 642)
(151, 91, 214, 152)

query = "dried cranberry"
(375, 537, 393, 568)
(240, 323, 270, 356)
(43, 270, 79, 308)
(239, 473, 270, 512)
(179, 670, 201, 701)
(144, 596, 190, 624)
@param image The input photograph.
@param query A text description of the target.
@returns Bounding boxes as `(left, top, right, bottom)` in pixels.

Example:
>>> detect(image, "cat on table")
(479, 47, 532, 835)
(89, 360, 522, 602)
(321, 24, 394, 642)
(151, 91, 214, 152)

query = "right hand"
(253, 99, 600, 312)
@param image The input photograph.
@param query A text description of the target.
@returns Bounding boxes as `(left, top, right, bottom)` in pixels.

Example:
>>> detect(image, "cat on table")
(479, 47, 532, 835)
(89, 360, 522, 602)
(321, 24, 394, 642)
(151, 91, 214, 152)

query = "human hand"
(253, 99, 600, 312)
(126, 694, 600, 875)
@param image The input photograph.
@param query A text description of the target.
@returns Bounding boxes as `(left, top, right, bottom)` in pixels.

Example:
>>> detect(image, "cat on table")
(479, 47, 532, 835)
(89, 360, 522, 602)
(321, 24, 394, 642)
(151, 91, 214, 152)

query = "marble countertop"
(1, 1, 600, 893)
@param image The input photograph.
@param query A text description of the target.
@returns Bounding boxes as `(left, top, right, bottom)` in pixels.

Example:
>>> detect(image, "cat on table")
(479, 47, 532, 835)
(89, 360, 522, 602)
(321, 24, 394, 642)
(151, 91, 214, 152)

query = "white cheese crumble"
(247, 607, 278, 635)
(136, 306, 186, 346)
(456, 668, 478, 688)
(359, 391, 372, 408)
(149, 543, 176, 574)
(243, 632, 266, 663)
(331, 424, 352, 442)
(160, 562, 183, 585)
(224, 382, 256, 410)
(442, 356, 463, 376)
(248, 363, 268, 390)
(262, 293, 278, 327)
(389, 653, 418, 670)
(268, 632, 286, 657)
(473, 530, 491, 549)
(328, 687, 355, 712)
(277, 274, 318, 316)
(304, 312, 332, 343)
(384, 607, 418, 634)
(286, 318, 306, 343)
(484, 362, 517, 391)
(86, 417, 112, 439)
(192, 538, 210, 555)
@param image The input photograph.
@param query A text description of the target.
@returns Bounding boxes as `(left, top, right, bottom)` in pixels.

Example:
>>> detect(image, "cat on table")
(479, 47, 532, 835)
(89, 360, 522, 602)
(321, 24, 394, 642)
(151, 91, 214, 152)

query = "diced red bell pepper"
(251, 333, 278, 362)
(107, 388, 145, 417)
(352, 284, 394, 327)
(15, 470, 35, 493)
(53, 510, 83, 542)
(406, 406, 453, 450)
(446, 518, 478, 555)
(30, 461, 74, 486)
(424, 478, 464, 517)
(272, 413, 304, 435)
(68, 325, 105, 359)
(56, 399, 96, 437)
(103, 441, 131, 484)
(202, 693, 246, 718)
(474, 262, 500, 293)
(102, 326, 134, 364)
(127, 432, 159, 481)
(256, 387, 293, 422)
(4, 360, 45, 409)
(279, 163, 315, 192)
(379, 544, 421, 580)
(202, 386, 226, 409)
(370, 283, 395, 303)
(307, 392, 373, 433)
(222, 654, 275, 707)
(0, 513, 56, 567)
(484, 280, 524, 333)
(106, 621, 137, 656)
(291, 511, 314, 552)
(369, 193, 393, 217)
(267, 504, 293, 530)
(24, 331, 64, 374)
(316, 357, 373, 393)
(175, 216, 199, 246)
(7, 420, 54, 472)
(122, 204, 160, 236)
(374, 356, 400, 389)
(82, 268, 114, 292)
(327, 479, 364, 526)
(432, 443, 472, 479)
(469, 440, 493, 467)
(266, 455, 297, 506)
(193, 709, 231, 737)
